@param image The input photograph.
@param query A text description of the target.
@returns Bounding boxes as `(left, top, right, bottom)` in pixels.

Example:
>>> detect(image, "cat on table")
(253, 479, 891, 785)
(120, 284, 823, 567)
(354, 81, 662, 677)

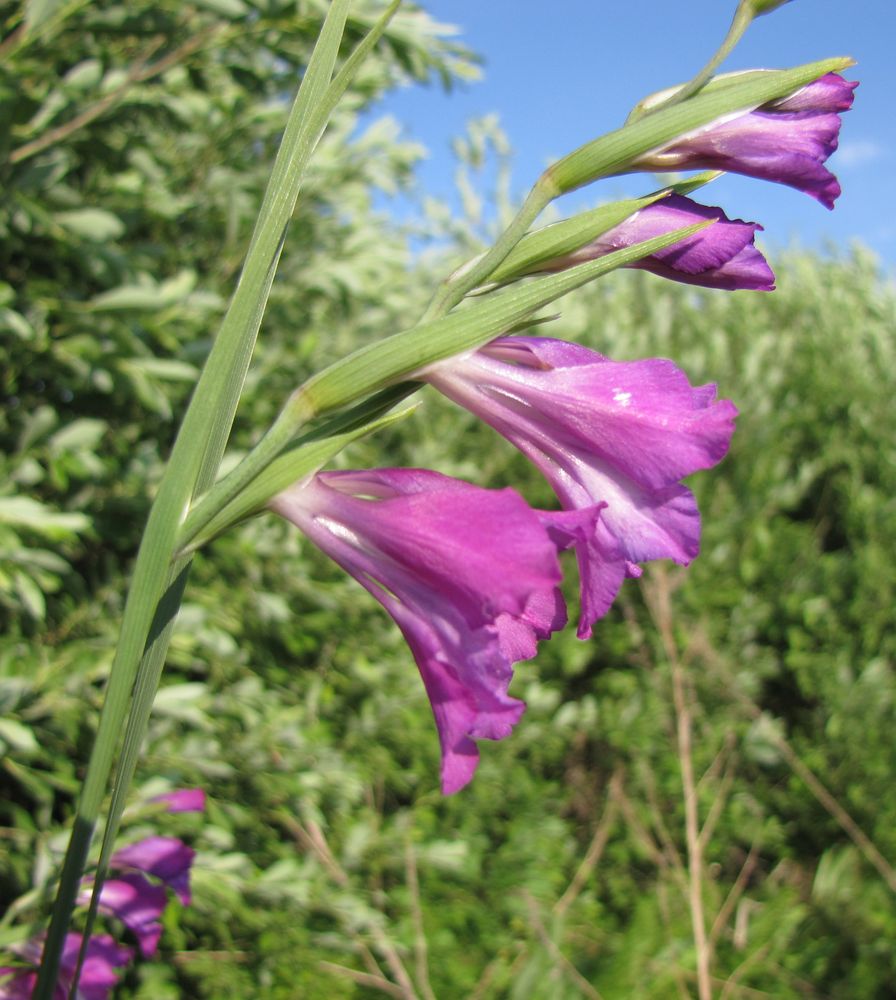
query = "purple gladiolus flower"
(424, 337, 737, 638)
(151, 787, 207, 814)
(0, 933, 130, 1000)
(271, 468, 593, 793)
(111, 835, 196, 905)
(78, 834, 197, 956)
(80, 873, 169, 958)
(635, 73, 857, 208)
(541, 194, 775, 291)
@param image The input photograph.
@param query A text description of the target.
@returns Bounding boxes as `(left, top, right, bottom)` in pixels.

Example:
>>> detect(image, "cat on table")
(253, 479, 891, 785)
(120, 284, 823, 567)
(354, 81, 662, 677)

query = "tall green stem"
(628, 0, 754, 122)
(34, 2, 363, 994)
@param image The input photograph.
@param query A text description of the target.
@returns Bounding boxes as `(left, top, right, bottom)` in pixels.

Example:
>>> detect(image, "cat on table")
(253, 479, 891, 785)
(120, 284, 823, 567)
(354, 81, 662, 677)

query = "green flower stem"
(299, 222, 711, 418)
(421, 183, 555, 320)
(72, 559, 191, 994)
(628, 0, 754, 122)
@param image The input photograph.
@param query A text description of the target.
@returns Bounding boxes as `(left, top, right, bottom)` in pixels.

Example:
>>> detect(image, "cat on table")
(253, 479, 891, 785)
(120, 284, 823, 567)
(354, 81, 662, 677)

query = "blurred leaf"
(0, 497, 89, 536)
(54, 208, 125, 241)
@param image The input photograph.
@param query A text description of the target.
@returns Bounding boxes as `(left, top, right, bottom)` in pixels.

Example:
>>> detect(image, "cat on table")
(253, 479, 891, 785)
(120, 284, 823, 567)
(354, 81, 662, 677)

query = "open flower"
(111, 836, 196, 907)
(635, 72, 857, 208)
(272, 468, 594, 793)
(0, 933, 130, 1000)
(79, 835, 197, 957)
(540, 194, 775, 291)
(424, 337, 737, 638)
(88, 875, 168, 958)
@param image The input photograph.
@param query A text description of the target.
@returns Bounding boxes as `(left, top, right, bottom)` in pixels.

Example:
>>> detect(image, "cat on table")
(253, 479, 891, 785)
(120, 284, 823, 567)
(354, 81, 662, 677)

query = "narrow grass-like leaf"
(66, 4, 407, 994)
(36, 2, 365, 995)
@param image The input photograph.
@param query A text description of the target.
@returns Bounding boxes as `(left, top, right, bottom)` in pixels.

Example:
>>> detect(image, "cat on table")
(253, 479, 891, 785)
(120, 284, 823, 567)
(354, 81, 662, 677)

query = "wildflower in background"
(150, 787, 207, 813)
(0, 932, 130, 1000)
(80, 835, 198, 956)
(424, 337, 737, 638)
(109, 836, 196, 907)
(272, 468, 599, 793)
(635, 73, 857, 208)
(540, 194, 775, 291)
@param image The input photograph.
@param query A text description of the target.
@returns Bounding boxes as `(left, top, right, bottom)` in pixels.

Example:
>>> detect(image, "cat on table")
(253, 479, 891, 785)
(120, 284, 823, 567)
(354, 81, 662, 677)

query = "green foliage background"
(2, 2, 895, 997)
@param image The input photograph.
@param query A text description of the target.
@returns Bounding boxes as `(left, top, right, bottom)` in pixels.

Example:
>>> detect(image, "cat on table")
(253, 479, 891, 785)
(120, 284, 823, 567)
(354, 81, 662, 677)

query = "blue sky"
(372, 1, 894, 267)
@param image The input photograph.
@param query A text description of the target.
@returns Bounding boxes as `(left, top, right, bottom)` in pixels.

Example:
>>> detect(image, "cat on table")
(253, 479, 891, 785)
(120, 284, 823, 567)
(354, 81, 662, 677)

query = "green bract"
(549, 57, 852, 195)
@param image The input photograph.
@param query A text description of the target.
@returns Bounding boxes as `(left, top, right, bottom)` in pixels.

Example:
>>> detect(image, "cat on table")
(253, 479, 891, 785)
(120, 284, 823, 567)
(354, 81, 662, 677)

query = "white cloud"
(836, 139, 886, 168)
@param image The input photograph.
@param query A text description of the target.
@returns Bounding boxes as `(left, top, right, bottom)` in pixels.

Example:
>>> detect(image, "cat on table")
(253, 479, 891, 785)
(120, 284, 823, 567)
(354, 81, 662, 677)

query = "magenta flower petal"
(425, 337, 737, 638)
(150, 788, 207, 813)
(636, 73, 857, 208)
(112, 835, 195, 905)
(771, 72, 858, 113)
(271, 468, 570, 793)
(544, 194, 775, 291)
(79, 874, 168, 958)
(0, 968, 36, 1000)
(62, 934, 132, 1000)
(3, 933, 131, 1000)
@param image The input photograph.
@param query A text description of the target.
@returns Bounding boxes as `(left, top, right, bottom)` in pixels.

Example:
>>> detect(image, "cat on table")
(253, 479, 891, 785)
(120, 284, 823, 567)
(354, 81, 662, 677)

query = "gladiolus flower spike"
(272, 469, 600, 795)
(424, 337, 737, 639)
(636, 72, 857, 208)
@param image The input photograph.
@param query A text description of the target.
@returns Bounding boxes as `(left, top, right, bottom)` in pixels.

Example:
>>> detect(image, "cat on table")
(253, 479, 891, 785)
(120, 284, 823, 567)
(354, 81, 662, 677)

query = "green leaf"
(54, 208, 125, 241)
(0, 496, 89, 536)
(48, 418, 107, 453)
(40, 4, 404, 995)
(87, 271, 196, 311)
(61, 59, 103, 91)
(23, 0, 64, 33)
(13, 570, 46, 619)
(192, 0, 248, 15)
(122, 358, 199, 382)
(87, 284, 169, 312)
(0, 307, 35, 340)
(0, 718, 40, 755)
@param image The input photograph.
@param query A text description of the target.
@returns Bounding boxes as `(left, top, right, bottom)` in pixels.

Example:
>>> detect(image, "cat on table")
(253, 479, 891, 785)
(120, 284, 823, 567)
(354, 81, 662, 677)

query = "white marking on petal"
(314, 515, 362, 547)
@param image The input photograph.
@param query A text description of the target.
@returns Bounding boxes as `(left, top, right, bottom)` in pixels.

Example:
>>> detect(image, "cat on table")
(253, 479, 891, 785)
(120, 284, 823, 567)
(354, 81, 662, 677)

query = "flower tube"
(272, 468, 597, 793)
(424, 338, 737, 638)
